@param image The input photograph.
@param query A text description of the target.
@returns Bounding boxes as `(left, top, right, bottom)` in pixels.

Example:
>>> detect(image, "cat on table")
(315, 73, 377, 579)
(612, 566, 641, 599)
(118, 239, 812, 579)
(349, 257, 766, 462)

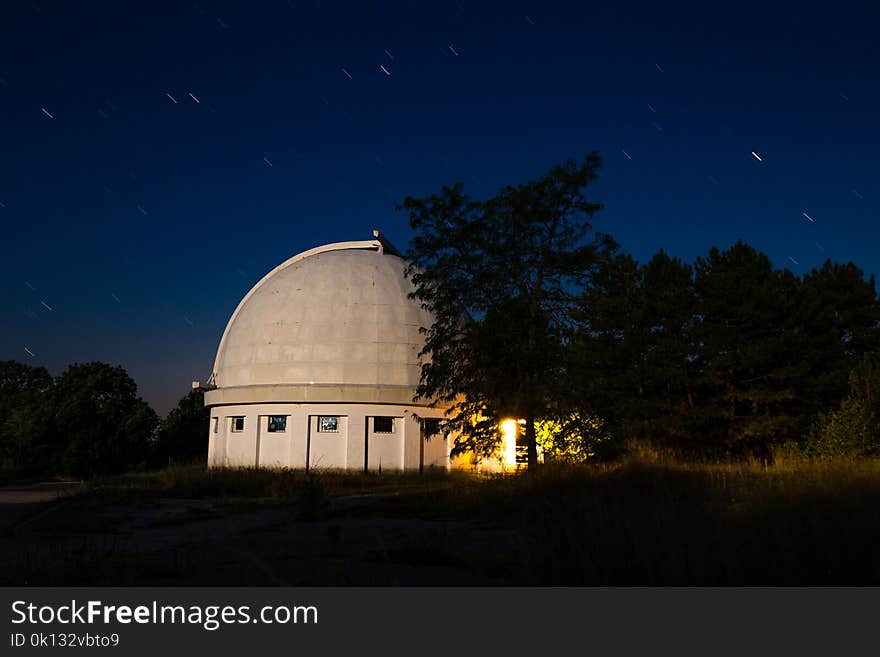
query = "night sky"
(1, 1, 877, 415)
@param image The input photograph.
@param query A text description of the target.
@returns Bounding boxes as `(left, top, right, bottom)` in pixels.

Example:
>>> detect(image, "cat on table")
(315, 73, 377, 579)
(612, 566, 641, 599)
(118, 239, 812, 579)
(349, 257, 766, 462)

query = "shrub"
(536, 412, 625, 463)
(807, 353, 880, 457)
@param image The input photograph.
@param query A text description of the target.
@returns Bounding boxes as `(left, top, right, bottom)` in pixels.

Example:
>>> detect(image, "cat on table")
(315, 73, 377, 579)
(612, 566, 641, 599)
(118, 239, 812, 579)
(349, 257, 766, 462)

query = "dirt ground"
(0, 481, 81, 533)
(0, 486, 519, 585)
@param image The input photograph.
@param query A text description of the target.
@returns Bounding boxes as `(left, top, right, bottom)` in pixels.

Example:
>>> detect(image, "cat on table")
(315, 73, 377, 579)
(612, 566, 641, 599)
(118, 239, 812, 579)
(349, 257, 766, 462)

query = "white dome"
(212, 239, 433, 394)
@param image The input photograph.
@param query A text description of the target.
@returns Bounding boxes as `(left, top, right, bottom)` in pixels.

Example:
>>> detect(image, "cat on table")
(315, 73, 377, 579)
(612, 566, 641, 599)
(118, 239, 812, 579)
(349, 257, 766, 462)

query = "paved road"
(0, 481, 81, 534)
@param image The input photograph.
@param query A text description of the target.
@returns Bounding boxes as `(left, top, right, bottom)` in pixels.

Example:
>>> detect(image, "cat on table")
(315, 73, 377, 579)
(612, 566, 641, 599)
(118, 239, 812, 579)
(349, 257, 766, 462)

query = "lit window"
(423, 418, 441, 437)
(318, 416, 338, 433)
(231, 416, 245, 432)
(374, 416, 394, 433)
(212, 417, 218, 433)
(267, 416, 287, 433)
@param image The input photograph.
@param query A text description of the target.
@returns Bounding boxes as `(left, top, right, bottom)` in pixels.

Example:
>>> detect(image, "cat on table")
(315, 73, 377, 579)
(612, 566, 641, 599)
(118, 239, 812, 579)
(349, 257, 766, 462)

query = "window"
(231, 416, 245, 432)
(423, 418, 441, 437)
(318, 416, 339, 433)
(211, 417, 218, 433)
(373, 416, 394, 433)
(267, 416, 287, 433)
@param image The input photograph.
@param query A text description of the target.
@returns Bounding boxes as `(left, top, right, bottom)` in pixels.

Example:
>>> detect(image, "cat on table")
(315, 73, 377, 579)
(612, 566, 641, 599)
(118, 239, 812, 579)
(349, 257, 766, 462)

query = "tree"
(794, 261, 880, 424)
(53, 362, 158, 477)
(573, 251, 696, 449)
(534, 412, 621, 463)
(571, 253, 645, 433)
(807, 352, 880, 457)
(0, 361, 55, 476)
(0, 360, 53, 400)
(573, 243, 880, 460)
(691, 242, 805, 457)
(154, 390, 209, 466)
(400, 154, 615, 469)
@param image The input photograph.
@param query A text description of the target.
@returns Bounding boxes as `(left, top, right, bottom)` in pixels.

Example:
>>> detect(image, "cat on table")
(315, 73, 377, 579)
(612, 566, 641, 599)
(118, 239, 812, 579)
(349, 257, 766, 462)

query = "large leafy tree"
(0, 360, 53, 399)
(53, 362, 158, 477)
(0, 360, 55, 476)
(400, 154, 615, 469)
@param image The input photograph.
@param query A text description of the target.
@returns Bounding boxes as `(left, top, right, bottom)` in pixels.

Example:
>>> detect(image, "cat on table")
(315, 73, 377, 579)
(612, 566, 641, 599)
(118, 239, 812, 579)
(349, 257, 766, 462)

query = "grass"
(312, 454, 880, 584)
(10, 465, 463, 537)
(81, 464, 458, 503)
(6, 455, 880, 584)
(492, 456, 880, 584)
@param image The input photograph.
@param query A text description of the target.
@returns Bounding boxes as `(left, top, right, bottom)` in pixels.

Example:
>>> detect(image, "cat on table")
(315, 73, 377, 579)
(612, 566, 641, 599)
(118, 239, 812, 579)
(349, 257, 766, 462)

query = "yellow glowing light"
(500, 419, 518, 469)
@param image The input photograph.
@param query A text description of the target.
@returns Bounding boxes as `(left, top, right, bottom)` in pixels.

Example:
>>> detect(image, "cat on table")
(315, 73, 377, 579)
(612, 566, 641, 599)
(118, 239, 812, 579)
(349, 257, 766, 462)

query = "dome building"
(196, 231, 453, 472)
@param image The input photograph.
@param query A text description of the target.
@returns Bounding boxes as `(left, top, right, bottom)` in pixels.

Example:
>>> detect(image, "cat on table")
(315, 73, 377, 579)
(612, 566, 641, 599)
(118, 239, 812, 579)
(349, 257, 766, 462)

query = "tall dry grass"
(12, 454, 880, 584)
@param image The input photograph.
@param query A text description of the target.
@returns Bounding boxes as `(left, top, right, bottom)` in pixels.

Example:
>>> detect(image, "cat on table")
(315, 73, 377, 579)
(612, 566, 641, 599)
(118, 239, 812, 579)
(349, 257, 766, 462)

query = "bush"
(807, 353, 879, 457)
(536, 412, 625, 463)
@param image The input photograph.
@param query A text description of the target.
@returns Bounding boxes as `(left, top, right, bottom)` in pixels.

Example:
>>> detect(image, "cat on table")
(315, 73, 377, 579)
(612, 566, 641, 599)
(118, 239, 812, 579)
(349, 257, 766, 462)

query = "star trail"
(0, 1, 877, 415)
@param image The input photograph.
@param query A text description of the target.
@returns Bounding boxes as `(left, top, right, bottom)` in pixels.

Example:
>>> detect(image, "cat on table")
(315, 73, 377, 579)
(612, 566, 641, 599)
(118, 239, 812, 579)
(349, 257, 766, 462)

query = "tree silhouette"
(0, 360, 55, 476)
(574, 251, 696, 449)
(53, 362, 158, 477)
(401, 155, 615, 469)
(577, 241, 880, 459)
(154, 389, 209, 466)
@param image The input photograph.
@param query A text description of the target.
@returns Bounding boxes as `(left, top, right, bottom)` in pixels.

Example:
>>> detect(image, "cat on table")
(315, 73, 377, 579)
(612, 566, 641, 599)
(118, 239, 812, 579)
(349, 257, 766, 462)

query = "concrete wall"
(224, 414, 258, 466)
(423, 429, 450, 470)
(308, 414, 348, 470)
(403, 413, 422, 471)
(208, 416, 225, 467)
(366, 415, 405, 471)
(208, 403, 451, 472)
(256, 415, 289, 468)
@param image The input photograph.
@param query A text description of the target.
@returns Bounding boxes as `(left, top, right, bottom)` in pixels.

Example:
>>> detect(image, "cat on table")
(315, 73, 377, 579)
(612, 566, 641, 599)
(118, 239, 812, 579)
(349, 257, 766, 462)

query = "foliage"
(54, 362, 158, 477)
(577, 242, 880, 459)
(0, 360, 53, 399)
(0, 360, 160, 480)
(690, 242, 804, 456)
(0, 361, 57, 476)
(574, 250, 697, 448)
(794, 262, 880, 419)
(535, 412, 622, 463)
(154, 390, 209, 466)
(807, 353, 880, 457)
(401, 154, 616, 469)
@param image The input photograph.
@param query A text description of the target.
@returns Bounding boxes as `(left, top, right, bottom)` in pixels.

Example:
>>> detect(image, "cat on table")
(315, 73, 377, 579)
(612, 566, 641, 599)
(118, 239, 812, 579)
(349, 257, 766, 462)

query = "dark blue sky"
(1, 1, 877, 415)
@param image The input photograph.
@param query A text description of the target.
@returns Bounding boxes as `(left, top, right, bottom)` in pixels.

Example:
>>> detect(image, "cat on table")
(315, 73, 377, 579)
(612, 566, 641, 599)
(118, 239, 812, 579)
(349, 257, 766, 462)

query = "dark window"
(212, 417, 218, 433)
(423, 418, 441, 437)
(267, 416, 287, 433)
(373, 416, 394, 433)
(231, 416, 245, 432)
(318, 416, 339, 433)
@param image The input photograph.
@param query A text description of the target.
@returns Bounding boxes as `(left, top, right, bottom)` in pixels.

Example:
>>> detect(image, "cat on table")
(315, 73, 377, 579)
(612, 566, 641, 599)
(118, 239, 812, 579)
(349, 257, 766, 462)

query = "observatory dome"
(200, 232, 481, 473)
(211, 238, 433, 394)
